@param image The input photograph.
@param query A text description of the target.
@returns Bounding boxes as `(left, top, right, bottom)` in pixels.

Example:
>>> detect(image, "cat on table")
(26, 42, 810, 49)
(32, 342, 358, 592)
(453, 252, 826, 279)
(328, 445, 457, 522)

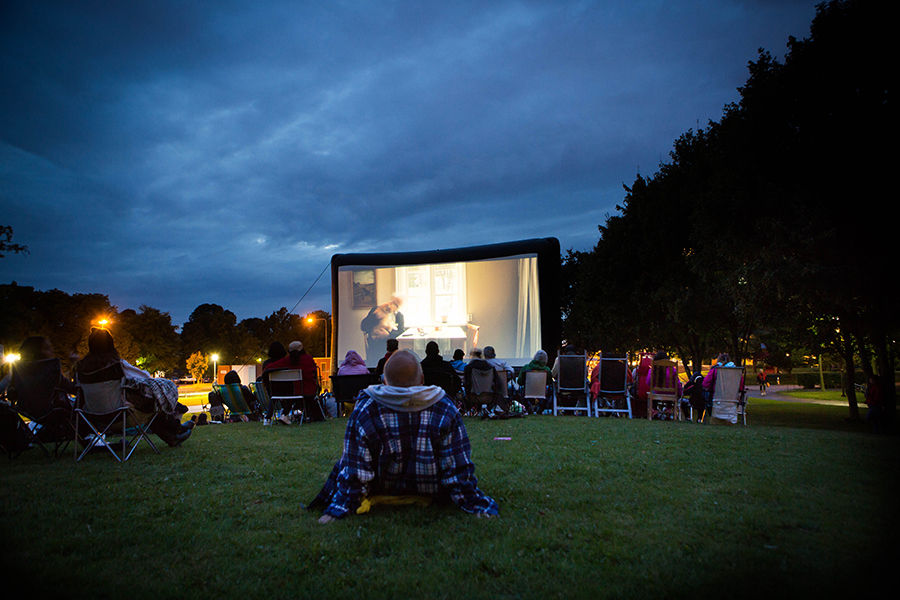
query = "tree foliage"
(0, 225, 28, 258)
(185, 351, 209, 384)
(564, 0, 895, 422)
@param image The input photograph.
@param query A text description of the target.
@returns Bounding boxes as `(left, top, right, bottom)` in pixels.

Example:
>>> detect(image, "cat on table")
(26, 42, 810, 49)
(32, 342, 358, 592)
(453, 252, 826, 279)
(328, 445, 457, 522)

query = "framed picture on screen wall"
(352, 269, 376, 309)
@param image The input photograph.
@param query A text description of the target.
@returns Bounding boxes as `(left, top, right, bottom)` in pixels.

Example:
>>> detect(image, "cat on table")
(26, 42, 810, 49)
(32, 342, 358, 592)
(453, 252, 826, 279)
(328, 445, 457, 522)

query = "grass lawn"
(1, 400, 897, 599)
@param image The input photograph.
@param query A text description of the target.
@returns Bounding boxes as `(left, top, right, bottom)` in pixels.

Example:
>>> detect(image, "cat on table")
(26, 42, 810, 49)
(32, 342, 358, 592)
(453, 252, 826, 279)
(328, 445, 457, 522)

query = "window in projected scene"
(397, 263, 466, 325)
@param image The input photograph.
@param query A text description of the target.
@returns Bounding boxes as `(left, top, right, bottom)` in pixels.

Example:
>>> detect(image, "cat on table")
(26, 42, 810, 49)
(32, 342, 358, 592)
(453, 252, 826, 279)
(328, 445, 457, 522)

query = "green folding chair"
(249, 381, 280, 423)
(213, 383, 254, 421)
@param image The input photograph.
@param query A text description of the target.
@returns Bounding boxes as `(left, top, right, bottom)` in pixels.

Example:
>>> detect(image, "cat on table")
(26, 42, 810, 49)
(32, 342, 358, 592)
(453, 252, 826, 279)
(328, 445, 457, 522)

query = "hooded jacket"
(363, 384, 444, 413)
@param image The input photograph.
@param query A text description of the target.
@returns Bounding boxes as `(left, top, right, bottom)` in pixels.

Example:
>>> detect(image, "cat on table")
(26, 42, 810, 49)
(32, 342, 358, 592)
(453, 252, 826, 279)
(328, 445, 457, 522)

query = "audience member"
(0, 336, 78, 451)
(262, 341, 322, 423)
(337, 350, 370, 375)
(517, 350, 553, 414)
(375, 338, 399, 380)
(702, 353, 735, 394)
(464, 348, 506, 416)
(449, 349, 467, 375)
(208, 369, 259, 422)
(74, 329, 191, 447)
(309, 350, 499, 522)
(420, 341, 461, 397)
(683, 372, 705, 422)
(260, 341, 287, 374)
(483, 346, 514, 377)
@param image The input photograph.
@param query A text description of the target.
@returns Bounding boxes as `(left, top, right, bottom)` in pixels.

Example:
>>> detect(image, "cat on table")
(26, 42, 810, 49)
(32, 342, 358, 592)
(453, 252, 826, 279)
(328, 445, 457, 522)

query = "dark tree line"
(0, 283, 329, 378)
(562, 0, 894, 424)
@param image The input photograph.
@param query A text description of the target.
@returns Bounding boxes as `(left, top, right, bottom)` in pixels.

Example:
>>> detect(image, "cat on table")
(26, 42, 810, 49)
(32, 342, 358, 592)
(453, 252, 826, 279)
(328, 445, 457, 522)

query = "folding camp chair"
(330, 373, 378, 416)
(709, 366, 746, 425)
(423, 370, 456, 399)
(6, 358, 75, 459)
(523, 370, 549, 414)
(647, 359, 680, 421)
(554, 353, 589, 416)
(75, 363, 160, 462)
(592, 353, 632, 418)
(267, 369, 306, 424)
(213, 383, 255, 421)
(249, 381, 280, 423)
(467, 367, 500, 415)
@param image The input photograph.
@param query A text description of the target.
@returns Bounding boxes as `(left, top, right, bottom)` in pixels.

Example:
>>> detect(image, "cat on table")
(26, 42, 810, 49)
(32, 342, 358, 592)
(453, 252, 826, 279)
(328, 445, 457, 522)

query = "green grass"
(781, 389, 858, 402)
(2, 403, 897, 600)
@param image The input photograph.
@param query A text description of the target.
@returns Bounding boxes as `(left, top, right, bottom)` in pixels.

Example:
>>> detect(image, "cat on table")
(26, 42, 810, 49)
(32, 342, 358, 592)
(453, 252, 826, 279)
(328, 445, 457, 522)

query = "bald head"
(383, 350, 424, 387)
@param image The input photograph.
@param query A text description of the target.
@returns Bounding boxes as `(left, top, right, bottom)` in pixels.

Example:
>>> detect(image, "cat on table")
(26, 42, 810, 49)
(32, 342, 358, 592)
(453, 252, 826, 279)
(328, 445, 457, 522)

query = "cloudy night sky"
(1, 0, 817, 328)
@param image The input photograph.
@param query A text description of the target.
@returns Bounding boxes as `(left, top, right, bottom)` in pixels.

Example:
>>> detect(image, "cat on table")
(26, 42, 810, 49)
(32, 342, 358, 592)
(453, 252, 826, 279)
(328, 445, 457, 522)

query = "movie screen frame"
(329, 238, 560, 373)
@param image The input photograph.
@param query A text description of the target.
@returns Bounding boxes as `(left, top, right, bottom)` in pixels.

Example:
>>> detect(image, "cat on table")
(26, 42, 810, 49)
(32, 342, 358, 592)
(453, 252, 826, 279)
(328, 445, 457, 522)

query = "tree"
(185, 351, 209, 384)
(0, 225, 28, 258)
(180, 304, 238, 364)
(117, 306, 181, 374)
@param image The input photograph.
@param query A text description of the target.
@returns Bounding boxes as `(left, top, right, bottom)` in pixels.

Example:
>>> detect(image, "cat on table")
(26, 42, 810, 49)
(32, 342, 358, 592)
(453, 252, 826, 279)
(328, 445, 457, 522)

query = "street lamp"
(211, 353, 219, 385)
(305, 315, 331, 358)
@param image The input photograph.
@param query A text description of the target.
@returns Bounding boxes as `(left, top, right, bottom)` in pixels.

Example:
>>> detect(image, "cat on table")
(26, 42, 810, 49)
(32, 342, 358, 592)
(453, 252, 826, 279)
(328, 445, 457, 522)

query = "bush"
(794, 371, 855, 389)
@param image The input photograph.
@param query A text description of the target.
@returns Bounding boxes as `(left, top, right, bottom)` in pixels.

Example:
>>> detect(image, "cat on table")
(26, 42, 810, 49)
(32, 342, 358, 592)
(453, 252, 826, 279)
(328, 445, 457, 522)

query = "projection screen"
(329, 238, 560, 373)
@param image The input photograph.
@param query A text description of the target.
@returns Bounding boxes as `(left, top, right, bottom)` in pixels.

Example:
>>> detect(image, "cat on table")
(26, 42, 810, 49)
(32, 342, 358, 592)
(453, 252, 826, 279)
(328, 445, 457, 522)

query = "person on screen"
(309, 350, 499, 522)
(360, 294, 405, 341)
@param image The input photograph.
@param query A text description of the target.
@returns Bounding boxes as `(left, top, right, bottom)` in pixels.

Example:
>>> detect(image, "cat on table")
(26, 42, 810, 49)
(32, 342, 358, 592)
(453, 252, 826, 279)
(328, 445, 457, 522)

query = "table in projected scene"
(397, 326, 467, 357)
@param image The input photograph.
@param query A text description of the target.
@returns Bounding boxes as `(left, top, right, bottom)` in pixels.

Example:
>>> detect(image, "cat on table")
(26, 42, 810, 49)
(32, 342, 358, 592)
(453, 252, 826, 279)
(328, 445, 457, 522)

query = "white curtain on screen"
(516, 257, 540, 357)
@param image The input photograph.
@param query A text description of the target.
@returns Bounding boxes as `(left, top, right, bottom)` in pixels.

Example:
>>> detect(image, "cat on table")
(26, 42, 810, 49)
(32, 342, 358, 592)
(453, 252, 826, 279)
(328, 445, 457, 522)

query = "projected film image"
(336, 255, 542, 368)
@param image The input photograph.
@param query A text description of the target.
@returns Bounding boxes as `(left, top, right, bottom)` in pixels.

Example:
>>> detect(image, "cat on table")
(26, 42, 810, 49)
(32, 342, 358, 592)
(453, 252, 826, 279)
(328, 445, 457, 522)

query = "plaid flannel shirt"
(312, 392, 498, 518)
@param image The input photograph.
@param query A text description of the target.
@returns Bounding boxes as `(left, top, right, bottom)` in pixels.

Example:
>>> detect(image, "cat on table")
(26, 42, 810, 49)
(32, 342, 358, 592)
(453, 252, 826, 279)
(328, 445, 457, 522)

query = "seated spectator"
(260, 341, 287, 374)
(589, 357, 634, 406)
(683, 372, 705, 422)
(701, 353, 735, 393)
(449, 348, 467, 375)
(262, 341, 322, 423)
(483, 346, 514, 377)
(420, 341, 461, 397)
(308, 350, 499, 522)
(551, 345, 579, 380)
(0, 336, 78, 451)
(517, 350, 553, 414)
(208, 369, 259, 422)
(375, 338, 399, 380)
(337, 350, 370, 375)
(75, 329, 191, 447)
(464, 348, 506, 415)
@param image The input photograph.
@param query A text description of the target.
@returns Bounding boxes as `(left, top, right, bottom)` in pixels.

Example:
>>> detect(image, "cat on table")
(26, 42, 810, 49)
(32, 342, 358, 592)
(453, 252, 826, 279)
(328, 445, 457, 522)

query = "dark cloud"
(1, 0, 817, 326)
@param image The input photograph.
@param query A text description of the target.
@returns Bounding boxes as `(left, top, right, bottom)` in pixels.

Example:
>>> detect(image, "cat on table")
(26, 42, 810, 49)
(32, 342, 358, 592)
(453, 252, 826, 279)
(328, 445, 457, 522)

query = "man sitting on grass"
(309, 350, 499, 523)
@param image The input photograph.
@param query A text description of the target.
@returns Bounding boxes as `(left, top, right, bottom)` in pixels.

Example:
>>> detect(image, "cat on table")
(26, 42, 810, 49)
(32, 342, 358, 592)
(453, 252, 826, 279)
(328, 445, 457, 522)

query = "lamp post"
(211, 353, 219, 385)
(305, 315, 331, 358)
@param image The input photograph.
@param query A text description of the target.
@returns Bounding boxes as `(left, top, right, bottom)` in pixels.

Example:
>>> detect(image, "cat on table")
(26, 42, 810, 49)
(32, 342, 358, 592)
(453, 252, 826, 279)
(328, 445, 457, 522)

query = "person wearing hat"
(262, 340, 321, 423)
(483, 346, 514, 378)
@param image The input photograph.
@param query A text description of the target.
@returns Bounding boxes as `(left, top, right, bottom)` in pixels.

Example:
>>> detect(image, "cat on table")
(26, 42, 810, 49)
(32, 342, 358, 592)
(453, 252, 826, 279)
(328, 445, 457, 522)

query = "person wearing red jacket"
(263, 341, 321, 423)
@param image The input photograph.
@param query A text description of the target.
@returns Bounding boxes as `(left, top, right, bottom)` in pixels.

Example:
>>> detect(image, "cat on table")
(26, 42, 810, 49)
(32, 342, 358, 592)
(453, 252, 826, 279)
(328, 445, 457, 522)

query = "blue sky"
(0, 0, 817, 328)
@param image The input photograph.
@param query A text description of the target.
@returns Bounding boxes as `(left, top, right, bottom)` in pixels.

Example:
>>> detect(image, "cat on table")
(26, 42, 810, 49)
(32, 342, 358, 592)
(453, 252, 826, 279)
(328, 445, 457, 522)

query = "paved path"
(746, 384, 851, 406)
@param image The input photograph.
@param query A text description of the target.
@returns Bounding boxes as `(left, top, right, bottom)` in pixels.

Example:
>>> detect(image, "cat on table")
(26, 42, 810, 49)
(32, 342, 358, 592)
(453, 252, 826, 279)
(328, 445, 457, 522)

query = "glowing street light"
(306, 315, 331, 358)
(211, 353, 219, 385)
